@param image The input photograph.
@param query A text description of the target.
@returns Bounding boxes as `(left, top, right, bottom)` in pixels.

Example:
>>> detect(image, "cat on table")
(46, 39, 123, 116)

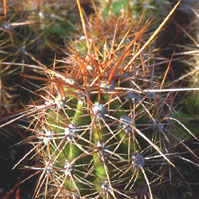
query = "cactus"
(0, 1, 37, 113)
(3, 0, 199, 198)
(172, 4, 199, 137)
(0, 0, 78, 117)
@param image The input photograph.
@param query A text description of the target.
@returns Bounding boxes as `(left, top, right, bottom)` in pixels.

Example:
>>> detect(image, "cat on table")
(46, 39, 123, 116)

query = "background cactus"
(1, 0, 199, 198)
(0, 1, 37, 113)
(0, 0, 78, 115)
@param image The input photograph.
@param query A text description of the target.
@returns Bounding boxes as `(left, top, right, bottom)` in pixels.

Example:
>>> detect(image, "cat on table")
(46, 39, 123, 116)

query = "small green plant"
(2, 0, 199, 198)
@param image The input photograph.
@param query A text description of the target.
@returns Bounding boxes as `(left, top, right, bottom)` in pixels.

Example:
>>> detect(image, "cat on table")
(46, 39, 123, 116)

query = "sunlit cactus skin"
(6, 1, 199, 199)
